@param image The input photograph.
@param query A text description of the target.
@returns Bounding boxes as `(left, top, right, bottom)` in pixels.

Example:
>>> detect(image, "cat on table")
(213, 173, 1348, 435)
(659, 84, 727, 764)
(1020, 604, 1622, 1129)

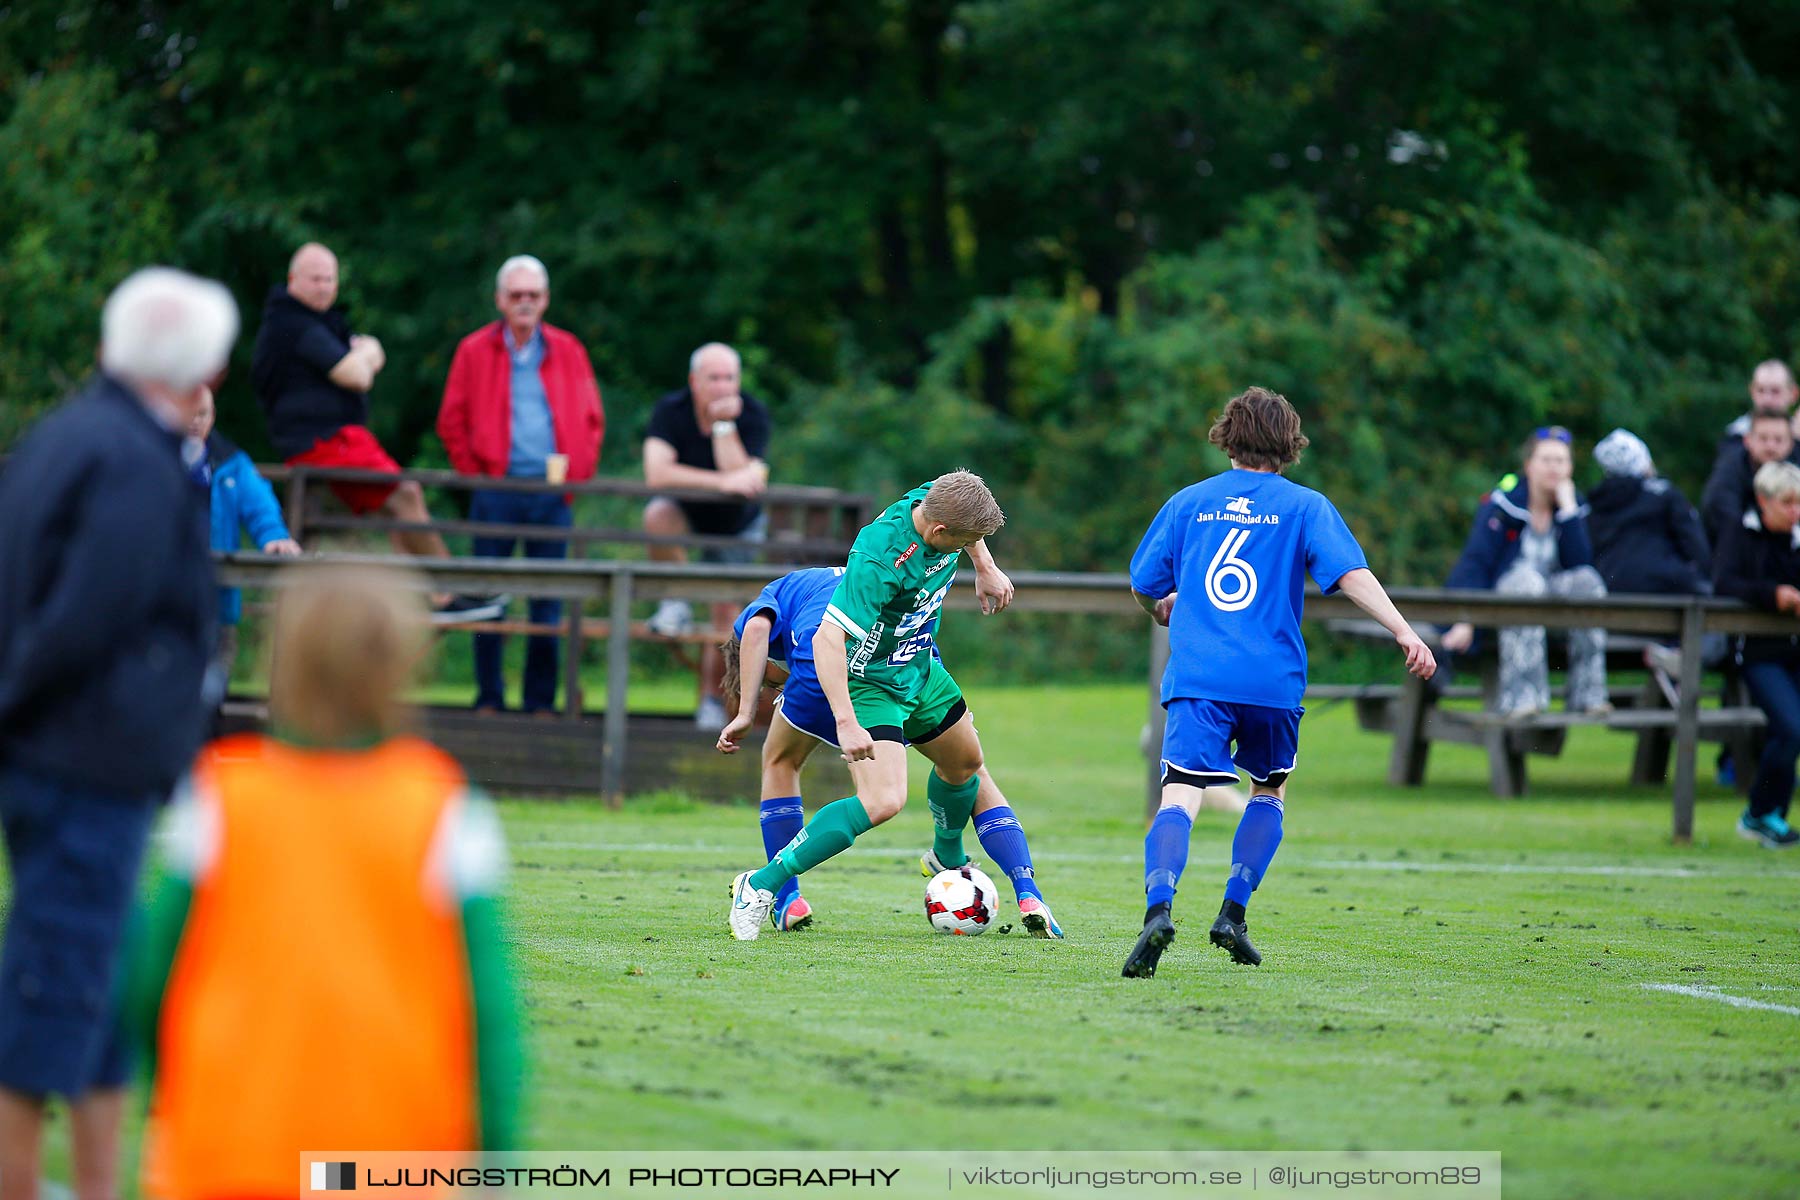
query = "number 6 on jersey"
(1204, 528, 1258, 612)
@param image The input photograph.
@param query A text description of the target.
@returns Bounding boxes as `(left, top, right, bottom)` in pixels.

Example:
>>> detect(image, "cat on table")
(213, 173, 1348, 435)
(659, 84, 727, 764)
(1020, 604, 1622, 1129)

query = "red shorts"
(287, 425, 401, 514)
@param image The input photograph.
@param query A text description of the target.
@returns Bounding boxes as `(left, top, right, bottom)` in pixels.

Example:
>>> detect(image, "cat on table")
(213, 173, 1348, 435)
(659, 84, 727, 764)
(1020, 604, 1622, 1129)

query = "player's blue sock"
(1143, 806, 1194, 909)
(759, 795, 805, 908)
(973, 805, 1041, 902)
(1222, 794, 1285, 909)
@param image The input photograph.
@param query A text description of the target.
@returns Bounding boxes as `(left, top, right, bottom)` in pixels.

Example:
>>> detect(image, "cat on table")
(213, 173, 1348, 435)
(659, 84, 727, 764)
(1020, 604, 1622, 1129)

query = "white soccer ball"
(924, 864, 1000, 935)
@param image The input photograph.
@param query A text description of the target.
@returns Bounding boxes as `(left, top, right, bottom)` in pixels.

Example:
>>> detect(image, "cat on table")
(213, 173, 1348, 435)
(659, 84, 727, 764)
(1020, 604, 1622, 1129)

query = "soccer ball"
(924, 864, 1000, 935)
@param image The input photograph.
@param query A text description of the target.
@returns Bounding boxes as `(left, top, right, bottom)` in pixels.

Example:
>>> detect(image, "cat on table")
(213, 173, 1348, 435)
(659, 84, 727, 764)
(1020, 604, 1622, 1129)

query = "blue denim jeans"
(1740, 658, 1800, 819)
(470, 489, 572, 713)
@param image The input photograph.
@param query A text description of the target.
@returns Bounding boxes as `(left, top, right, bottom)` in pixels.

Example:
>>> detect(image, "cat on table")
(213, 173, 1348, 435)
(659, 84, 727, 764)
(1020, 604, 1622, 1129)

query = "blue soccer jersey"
(1130, 469, 1367, 709)
(732, 567, 846, 669)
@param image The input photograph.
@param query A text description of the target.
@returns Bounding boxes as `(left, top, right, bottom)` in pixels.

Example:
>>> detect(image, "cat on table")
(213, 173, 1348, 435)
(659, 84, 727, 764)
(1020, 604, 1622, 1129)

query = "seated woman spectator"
(1710, 460, 1800, 849)
(1442, 426, 1609, 717)
(1587, 428, 1711, 596)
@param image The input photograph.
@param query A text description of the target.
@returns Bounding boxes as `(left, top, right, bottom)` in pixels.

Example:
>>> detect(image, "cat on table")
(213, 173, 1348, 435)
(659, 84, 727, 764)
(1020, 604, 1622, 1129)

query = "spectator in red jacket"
(437, 254, 605, 714)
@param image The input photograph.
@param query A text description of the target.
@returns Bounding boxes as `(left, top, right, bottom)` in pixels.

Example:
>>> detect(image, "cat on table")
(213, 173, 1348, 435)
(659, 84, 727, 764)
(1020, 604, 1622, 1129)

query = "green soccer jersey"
(822, 483, 961, 703)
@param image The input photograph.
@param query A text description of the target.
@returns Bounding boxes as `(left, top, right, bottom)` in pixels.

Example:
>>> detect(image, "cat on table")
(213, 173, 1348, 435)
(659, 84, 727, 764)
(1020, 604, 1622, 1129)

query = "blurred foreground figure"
(0, 267, 235, 1200)
(124, 564, 524, 1199)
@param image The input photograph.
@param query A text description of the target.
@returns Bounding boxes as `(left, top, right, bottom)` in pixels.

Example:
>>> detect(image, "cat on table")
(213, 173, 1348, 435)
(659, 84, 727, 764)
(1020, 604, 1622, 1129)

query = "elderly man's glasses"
(506, 289, 544, 302)
(1532, 425, 1573, 444)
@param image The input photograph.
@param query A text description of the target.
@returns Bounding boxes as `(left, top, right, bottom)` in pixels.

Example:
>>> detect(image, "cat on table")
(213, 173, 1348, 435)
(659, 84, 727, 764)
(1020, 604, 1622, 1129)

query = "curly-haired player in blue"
(1123, 387, 1437, 977)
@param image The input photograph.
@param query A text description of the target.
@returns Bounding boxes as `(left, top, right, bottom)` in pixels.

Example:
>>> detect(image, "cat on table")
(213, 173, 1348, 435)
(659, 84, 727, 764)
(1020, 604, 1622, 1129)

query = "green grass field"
(504, 685, 1798, 1200)
(12, 684, 1799, 1198)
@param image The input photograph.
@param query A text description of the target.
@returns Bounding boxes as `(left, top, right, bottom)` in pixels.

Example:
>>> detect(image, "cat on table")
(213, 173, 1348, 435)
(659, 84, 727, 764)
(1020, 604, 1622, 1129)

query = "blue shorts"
(1160, 697, 1303, 788)
(772, 661, 840, 748)
(0, 765, 157, 1097)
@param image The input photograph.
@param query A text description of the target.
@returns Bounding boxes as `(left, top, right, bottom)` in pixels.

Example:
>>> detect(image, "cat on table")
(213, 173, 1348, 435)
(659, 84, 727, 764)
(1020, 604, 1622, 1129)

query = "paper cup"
(545, 453, 569, 485)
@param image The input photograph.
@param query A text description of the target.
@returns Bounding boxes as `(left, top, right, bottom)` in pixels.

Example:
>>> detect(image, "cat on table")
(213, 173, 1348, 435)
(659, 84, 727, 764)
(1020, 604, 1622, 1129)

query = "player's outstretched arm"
(1132, 589, 1177, 626)
(965, 538, 1014, 614)
(1334, 568, 1437, 680)
(718, 614, 773, 754)
(812, 621, 876, 761)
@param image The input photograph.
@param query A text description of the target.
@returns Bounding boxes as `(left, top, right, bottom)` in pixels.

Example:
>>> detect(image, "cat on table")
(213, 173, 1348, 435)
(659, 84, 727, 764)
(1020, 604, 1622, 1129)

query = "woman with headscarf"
(1586, 428, 1711, 596)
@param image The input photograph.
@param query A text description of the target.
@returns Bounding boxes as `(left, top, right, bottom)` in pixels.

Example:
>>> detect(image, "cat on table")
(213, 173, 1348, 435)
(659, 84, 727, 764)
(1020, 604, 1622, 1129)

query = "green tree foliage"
(6, 0, 1800, 586)
(0, 67, 173, 444)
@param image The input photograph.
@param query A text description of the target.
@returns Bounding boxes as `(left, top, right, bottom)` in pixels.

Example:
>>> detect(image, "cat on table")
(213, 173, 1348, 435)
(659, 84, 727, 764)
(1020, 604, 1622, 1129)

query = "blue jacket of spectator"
(1447, 479, 1595, 591)
(0, 374, 215, 795)
(206, 433, 291, 626)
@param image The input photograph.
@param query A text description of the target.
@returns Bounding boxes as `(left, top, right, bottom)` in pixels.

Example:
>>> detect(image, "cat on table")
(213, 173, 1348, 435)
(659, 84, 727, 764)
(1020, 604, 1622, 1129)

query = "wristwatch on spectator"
(711, 419, 737, 437)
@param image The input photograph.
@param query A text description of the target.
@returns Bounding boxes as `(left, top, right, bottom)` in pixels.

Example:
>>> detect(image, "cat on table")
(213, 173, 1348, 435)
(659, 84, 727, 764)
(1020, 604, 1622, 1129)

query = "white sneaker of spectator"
(648, 598, 694, 638)
(695, 695, 728, 732)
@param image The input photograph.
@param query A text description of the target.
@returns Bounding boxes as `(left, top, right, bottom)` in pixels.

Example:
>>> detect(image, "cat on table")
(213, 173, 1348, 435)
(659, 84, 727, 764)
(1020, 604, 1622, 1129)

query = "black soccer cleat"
(1121, 911, 1177, 978)
(1208, 913, 1262, 966)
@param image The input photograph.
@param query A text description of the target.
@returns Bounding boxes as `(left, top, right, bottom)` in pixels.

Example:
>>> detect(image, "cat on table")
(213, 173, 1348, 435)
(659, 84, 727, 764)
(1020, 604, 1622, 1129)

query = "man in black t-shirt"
(250, 243, 502, 622)
(641, 342, 772, 727)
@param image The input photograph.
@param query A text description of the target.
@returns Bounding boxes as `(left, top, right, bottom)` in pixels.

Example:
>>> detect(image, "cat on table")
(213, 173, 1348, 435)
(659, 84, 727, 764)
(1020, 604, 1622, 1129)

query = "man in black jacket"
(0, 268, 237, 1197)
(1715, 359, 1798, 459)
(1712, 459, 1800, 848)
(1701, 411, 1794, 548)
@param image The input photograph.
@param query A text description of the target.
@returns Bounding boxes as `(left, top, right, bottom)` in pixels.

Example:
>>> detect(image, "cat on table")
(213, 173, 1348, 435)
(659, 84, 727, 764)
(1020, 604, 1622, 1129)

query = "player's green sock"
(749, 796, 873, 892)
(928, 772, 979, 869)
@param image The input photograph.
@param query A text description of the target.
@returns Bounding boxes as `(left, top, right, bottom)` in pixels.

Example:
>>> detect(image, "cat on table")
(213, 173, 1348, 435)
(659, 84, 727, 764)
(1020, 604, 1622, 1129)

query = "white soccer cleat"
(728, 871, 775, 940)
(919, 847, 981, 879)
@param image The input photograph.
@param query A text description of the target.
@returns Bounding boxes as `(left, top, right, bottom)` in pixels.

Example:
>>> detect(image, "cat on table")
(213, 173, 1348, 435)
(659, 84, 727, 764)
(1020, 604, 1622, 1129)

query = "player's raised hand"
(837, 718, 877, 762)
(1398, 630, 1437, 680)
(716, 711, 754, 754)
(975, 563, 1014, 615)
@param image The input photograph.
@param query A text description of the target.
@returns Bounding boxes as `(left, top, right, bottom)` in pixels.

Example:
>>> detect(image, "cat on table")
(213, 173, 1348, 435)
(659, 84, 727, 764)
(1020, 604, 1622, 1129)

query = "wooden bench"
(1317, 618, 1765, 796)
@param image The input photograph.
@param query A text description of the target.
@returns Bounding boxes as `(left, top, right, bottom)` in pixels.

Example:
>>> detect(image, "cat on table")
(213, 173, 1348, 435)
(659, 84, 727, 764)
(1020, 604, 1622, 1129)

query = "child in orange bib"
(123, 564, 523, 1199)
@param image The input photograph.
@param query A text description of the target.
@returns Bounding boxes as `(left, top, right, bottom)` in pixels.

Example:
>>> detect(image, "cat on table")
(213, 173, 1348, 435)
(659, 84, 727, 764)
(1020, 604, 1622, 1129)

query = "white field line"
(1641, 983, 1800, 1017)
(518, 839, 1798, 880)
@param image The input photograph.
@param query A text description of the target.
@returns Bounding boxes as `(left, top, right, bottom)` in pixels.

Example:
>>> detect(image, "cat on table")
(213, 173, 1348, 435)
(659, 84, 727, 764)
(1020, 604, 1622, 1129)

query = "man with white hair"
(642, 342, 773, 729)
(0, 267, 234, 1200)
(437, 255, 605, 714)
(252, 242, 503, 622)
